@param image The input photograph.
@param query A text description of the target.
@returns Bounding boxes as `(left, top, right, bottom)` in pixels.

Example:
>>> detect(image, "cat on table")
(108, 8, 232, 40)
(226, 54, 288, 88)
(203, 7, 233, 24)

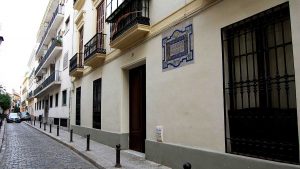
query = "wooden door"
(129, 65, 146, 153)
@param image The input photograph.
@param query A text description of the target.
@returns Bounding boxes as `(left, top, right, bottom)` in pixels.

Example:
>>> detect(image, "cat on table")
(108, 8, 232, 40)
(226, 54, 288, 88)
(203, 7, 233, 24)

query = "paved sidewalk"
(24, 122, 170, 169)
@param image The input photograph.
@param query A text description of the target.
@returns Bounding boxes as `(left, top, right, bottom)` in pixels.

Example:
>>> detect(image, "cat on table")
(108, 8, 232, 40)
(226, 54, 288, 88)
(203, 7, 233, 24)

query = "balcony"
(34, 71, 61, 97)
(35, 39, 63, 76)
(73, 0, 85, 11)
(84, 33, 106, 67)
(36, 4, 64, 57)
(27, 91, 34, 100)
(106, 0, 150, 49)
(69, 53, 84, 77)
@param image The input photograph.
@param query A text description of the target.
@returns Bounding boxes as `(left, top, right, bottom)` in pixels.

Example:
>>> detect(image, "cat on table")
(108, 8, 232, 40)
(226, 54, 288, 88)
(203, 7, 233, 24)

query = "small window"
(62, 90, 67, 106)
(50, 95, 53, 108)
(63, 52, 68, 70)
(55, 93, 59, 107)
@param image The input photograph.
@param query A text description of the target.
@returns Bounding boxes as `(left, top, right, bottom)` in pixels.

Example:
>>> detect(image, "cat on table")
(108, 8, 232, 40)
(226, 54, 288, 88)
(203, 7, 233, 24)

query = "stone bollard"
(86, 134, 90, 151)
(70, 129, 73, 142)
(183, 162, 192, 169)
(57, 125, 59, 136)
(115, 144, 122, 168)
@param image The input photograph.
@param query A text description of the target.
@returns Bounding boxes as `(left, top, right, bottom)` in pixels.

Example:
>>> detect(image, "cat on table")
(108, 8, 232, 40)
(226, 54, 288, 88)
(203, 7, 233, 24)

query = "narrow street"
(0, 123, 97, 169)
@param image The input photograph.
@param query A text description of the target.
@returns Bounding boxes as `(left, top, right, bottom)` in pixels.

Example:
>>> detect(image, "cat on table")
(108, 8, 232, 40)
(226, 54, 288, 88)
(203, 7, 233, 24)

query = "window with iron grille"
(93, 78, 101, 129)
(76, 87, 81, 126)
(222, 2, 299, 164)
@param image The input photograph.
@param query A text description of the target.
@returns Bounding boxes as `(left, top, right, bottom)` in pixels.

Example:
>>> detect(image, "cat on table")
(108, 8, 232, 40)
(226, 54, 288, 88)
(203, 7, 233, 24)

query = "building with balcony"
(68, 0, 300, 168)
(33, 0, 74, 127)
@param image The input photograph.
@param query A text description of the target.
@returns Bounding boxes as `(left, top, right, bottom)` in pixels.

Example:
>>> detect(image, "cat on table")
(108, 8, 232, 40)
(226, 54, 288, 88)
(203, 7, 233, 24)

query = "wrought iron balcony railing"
(107, 0, 150, 41)
(34, 71, 61, 96)
(36, 4, 64, 55)
(35, 39, 62, 75)
(28, 91, 33, 98)
(70, 53, 84, 72)
(84, 33, 106, 61)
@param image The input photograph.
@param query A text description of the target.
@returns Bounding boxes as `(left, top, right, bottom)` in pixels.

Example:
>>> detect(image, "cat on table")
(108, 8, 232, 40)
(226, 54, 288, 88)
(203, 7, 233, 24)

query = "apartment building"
(33, 0, 74, 127)
(68, 0, 300, 168)
(20, 73, 29, 112)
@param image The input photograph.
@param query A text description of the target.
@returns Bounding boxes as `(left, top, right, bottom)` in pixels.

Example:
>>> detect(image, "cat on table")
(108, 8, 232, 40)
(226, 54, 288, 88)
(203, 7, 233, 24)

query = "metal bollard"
(44, 123, 46, 131)
(50, 124, 52, 133)
(40, 121, 42, 128)
(70, 129, 73, 142)
(183, 162, 192, 169)
(34, 120, 35, 126)
(115, 144, 122, 168)
(57, 126, 59, 136)
(86, 134, 90, 151)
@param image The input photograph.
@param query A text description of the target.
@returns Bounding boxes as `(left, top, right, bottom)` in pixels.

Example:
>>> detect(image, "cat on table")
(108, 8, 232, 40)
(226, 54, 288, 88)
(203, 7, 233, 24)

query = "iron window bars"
(222, 2, 299, 164)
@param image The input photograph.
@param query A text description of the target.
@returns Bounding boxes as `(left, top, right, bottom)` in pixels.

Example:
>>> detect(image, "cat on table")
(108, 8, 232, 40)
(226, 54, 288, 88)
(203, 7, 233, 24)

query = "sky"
(0, 0, 48, 94)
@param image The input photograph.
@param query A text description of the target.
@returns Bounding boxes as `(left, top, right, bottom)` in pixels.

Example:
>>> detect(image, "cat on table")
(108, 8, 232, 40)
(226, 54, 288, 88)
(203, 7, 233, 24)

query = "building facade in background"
(23, 0, 300, 168)
(32, 0, 74, 127)
(20, 73, 29, 112)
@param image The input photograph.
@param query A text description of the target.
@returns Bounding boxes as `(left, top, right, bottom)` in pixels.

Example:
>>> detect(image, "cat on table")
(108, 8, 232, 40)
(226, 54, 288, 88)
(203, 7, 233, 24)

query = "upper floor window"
(79, 26, 84, 53)
(62, 90, 67, 106)
(106, 0, 124, 18)
(97, 1, 105, 33)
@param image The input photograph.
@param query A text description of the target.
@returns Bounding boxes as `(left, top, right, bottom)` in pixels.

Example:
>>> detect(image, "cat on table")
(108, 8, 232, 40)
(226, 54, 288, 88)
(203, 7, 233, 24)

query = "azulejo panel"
(162, 20, 194, 71)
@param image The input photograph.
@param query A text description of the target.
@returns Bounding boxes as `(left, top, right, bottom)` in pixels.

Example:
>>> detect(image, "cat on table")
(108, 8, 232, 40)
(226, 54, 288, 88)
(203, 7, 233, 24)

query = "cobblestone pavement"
(0, 123, 97, 169)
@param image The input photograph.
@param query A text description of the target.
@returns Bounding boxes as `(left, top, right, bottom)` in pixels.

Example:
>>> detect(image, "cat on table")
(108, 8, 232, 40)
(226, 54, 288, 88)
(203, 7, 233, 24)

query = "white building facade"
(68, 0, 300, 168)
(33, 0, 74, 127)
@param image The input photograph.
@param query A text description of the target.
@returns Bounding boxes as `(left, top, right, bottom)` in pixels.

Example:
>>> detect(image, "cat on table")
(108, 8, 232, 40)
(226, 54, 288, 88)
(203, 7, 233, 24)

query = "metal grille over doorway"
(222, 2, 299, 164)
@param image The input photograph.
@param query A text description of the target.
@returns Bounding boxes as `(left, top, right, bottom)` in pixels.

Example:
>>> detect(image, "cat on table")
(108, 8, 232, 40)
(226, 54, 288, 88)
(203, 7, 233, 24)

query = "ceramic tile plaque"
(162, 20, 194, 71)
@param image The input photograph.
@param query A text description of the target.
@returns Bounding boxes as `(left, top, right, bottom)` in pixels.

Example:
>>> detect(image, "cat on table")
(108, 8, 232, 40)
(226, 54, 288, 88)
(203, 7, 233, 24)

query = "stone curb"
(23, 122, 105, 169)
(0, 120, 7, 162)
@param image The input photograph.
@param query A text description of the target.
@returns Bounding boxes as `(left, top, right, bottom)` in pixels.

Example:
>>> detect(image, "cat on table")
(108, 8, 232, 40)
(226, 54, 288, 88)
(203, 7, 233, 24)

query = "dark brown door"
(129, 65, 146, 153)
(93, 78, 101, 129)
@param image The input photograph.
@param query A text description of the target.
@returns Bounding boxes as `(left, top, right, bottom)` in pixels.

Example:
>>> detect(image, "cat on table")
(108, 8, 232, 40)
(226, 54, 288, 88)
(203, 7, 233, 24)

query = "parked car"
(19, 112, 31, 121)
(7, 113, 21, 123)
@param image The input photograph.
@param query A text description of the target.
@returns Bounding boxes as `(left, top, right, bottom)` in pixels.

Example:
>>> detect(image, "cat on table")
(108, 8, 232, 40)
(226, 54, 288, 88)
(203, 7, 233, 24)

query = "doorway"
(129, 65, 146, 153)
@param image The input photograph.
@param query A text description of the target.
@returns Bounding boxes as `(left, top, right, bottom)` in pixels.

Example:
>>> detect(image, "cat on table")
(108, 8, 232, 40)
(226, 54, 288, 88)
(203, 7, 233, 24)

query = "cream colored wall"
(73, 67, 102, 128)
(149, 0, 193, 25)
(70, 0, 300, 152)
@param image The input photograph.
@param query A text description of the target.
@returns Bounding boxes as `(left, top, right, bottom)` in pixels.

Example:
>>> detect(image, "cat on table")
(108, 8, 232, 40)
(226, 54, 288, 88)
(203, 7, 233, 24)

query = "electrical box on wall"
(156, 125, 163, 142)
